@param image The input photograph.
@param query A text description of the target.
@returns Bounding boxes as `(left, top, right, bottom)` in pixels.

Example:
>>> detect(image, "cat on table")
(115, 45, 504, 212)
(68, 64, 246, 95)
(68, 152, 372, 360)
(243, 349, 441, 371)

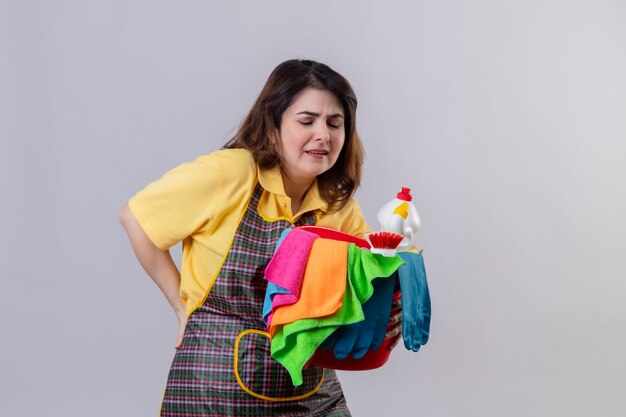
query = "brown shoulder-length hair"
(223, 59, 364, 212)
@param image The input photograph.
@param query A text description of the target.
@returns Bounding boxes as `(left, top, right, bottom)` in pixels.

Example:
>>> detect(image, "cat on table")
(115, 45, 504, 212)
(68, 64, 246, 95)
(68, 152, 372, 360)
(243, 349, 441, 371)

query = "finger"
(333, 324, 360, 360)
(320, 327, 342, 350)
(387, 333, 402, 351)
(175, 318, 187, 350)
(353, 321, 376, 359)
(388, 309, 402, 325)
(175, 329, 184, 349)
(370, 315, 388, 351)
(384, 320, 402, 340)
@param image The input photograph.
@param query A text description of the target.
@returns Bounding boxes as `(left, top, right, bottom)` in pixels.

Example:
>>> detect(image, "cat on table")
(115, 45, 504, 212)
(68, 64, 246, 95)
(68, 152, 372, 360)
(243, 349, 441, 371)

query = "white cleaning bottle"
(377, 187, 421, 251)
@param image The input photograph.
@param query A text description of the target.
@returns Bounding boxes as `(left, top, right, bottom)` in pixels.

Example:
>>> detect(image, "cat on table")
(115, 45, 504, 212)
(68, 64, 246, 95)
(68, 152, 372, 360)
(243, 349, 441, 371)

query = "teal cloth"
(271, 244, 404, 386)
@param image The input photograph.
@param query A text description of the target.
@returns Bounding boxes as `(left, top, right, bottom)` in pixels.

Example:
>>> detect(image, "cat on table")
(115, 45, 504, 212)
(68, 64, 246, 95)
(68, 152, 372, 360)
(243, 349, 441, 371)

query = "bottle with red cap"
(375, 187, 421, 251)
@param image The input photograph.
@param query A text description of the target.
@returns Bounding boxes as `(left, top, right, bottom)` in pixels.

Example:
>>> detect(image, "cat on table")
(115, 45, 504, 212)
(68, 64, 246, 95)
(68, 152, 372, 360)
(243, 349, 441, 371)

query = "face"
(275, 87, 346, 186)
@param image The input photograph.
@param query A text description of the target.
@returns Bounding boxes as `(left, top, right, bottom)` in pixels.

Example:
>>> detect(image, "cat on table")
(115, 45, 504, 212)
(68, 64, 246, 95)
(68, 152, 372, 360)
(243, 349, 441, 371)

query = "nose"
(315, 122, 330, 142)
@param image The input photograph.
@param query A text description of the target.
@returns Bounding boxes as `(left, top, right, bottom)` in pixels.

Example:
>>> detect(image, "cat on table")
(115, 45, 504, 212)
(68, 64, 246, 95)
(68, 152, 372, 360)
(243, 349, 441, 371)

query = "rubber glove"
(322, 275, 396, 359)
(397, 251, 431, 351)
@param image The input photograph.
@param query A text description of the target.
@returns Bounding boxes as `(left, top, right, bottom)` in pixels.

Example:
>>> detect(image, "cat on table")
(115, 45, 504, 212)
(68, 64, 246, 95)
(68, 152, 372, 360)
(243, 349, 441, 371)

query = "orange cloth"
(269, 238, 349, 338)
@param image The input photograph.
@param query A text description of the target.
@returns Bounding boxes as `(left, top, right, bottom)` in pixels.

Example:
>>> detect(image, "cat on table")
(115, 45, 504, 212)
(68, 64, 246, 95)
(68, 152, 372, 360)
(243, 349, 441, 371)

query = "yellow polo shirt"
(129, 148, 371, 317)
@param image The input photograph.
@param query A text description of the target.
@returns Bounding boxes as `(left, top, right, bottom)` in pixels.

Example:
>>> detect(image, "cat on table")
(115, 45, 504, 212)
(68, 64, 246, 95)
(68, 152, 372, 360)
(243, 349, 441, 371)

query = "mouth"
(305, 150, 329, 156)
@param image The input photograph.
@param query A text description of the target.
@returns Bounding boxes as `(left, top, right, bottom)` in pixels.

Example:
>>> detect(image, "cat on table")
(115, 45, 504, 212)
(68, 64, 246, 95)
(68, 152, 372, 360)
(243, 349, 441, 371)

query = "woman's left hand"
(386, 298, 403, 351)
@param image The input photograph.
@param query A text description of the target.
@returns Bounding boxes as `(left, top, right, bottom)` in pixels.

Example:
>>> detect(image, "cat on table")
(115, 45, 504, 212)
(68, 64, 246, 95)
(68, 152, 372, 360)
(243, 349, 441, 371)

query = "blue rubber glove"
(321, 275, 396, 359)
(397, 251, 431, 351)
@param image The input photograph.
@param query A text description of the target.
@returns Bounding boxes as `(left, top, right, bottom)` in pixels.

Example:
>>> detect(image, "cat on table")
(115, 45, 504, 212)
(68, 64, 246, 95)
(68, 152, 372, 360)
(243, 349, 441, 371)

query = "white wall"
(2, 1, 625, 415)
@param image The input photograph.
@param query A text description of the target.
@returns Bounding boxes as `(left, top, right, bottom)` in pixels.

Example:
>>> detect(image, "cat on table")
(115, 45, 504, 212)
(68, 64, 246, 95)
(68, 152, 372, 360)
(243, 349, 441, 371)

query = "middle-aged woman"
(118, 59, 392, 416)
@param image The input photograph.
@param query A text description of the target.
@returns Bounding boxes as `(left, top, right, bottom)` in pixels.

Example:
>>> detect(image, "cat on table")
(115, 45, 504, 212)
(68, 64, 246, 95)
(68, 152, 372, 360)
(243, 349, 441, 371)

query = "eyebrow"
(296, 111, 344, 119)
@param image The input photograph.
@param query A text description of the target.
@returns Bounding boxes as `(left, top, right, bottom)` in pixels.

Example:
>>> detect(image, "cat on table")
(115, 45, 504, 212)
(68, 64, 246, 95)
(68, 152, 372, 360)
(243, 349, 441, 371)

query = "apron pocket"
(234, 329, 324, 401)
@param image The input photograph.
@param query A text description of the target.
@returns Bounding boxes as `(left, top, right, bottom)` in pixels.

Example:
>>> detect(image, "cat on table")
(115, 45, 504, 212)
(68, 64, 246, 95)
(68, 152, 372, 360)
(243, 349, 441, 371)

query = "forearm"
(139, 245, 186, 318)
(118, 205, 186, 318)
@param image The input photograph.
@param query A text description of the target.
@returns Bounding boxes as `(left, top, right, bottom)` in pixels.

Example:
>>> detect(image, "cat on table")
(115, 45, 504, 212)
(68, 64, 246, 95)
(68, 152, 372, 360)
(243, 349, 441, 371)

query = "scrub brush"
(365, 231, 404, 257)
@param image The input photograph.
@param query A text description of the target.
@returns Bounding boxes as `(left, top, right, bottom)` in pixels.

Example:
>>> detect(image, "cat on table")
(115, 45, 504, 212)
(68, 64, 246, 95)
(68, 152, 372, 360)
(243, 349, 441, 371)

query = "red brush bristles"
(368, 232, 404, 249)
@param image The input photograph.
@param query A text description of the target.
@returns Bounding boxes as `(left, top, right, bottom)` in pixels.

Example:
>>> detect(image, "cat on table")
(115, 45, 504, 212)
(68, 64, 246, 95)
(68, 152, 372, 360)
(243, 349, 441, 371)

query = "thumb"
(175, 316, 187, 349)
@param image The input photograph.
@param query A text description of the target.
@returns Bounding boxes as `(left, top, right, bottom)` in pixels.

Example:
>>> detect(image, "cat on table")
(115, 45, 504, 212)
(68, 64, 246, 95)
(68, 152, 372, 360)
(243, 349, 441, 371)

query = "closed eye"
(327, 117, 343, 129)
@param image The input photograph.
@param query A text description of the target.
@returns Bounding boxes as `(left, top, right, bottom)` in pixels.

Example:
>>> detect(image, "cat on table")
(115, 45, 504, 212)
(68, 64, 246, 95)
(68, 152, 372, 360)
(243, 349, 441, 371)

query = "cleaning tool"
(376, 187, 421, 251)
(397, 250, 431, 351)
(365, 231, 404, 257)
(322, 272, 396, 359)
(270, 243, 403, 385)
(298, 227, 405, 371)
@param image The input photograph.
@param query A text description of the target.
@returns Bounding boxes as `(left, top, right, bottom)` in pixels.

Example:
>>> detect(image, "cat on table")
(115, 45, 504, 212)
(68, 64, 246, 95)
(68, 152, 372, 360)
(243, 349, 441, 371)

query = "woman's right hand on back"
(176, 310, 188, 349)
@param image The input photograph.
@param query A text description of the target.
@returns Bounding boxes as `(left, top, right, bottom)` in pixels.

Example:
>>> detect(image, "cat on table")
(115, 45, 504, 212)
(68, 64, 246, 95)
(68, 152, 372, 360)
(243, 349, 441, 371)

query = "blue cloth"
(397, 251, 431, 351)
(262, 284, 290, 325)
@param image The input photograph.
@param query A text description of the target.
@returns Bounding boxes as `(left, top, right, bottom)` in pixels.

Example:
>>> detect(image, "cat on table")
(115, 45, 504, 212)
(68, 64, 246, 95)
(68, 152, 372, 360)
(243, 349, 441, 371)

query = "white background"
(2, 1, 625, 416)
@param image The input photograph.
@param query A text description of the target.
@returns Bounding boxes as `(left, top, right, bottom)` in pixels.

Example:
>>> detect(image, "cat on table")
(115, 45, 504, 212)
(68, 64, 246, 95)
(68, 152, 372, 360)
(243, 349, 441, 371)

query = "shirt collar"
(257, 164, 328, 214)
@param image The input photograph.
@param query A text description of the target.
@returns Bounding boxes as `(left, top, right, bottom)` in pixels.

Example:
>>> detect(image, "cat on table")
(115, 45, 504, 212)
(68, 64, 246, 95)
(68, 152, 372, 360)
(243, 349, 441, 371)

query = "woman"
(119, 59, 374, 416)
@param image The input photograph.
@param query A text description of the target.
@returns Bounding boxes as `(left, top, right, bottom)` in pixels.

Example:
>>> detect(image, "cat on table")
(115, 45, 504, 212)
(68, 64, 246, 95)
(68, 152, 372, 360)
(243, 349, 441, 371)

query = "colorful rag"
(269, 238, 349, 337)
(270, 244, 404, 386)
(262, 228, 318, 325)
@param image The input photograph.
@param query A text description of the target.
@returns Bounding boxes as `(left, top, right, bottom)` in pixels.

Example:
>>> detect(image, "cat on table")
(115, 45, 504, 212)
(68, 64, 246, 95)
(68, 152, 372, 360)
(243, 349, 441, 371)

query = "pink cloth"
(264, 228, 319, 323)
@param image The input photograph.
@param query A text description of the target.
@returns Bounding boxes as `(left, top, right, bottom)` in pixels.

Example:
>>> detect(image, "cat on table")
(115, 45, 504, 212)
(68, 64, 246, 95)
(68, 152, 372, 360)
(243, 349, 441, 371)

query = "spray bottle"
(376, 187, 421, 252)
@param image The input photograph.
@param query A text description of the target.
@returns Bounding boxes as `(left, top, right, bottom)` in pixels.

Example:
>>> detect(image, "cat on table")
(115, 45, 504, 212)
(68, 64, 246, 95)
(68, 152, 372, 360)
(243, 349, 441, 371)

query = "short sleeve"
(313, 197, 371, 239)
(339, 198, 372, 238)
(128, 154, 221, 250)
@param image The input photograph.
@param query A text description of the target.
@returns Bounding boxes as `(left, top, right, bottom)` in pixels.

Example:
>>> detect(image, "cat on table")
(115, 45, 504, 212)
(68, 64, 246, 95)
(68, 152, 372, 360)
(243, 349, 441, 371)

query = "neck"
(280, 170, 314, 214)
